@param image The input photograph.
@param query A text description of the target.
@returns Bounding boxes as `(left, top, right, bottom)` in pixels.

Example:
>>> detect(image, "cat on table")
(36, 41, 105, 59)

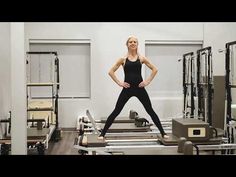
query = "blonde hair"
(126, 35, 138, 46)
(125, 36, 140, 57)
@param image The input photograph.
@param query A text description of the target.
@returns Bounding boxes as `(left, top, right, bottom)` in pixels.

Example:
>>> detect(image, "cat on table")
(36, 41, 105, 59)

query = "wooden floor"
(45, 131, 79, 155)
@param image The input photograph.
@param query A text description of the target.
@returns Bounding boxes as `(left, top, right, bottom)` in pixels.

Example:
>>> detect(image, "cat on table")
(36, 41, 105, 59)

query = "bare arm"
(139, 56, 158, 87)
(108, 58, 130, 88)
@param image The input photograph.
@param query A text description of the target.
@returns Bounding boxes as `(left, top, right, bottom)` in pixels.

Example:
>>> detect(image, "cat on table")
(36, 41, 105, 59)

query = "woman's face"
(127, 37, 138, 50)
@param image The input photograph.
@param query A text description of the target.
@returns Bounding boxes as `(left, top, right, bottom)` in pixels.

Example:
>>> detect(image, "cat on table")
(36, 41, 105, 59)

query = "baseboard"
(61, 127, 77, 131)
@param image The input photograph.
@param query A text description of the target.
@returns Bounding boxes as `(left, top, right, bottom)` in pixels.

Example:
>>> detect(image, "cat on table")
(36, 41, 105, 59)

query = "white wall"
(203, 23, 236, 75)
(11, 23, 27, 154)
(0, 23, 27, 154)
(0, 23, 11, 119)
(24, 23, 204, 127)
(1, 22, 235, 152)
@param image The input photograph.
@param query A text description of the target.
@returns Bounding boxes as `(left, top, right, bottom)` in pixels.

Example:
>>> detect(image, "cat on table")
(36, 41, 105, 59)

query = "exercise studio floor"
(44, 131, 79, 155)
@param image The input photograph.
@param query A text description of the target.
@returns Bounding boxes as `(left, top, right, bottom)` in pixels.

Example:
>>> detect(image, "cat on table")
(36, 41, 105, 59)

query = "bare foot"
(97, 136, 105, 140)
(163, 135, 169, 139)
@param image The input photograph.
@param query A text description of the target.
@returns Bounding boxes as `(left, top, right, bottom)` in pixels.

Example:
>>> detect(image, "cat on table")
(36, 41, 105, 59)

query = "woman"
(99, 36, 169, 139)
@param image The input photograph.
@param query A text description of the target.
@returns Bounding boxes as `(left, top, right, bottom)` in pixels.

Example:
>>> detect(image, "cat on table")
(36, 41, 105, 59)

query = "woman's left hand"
(138, 80, 150, 87)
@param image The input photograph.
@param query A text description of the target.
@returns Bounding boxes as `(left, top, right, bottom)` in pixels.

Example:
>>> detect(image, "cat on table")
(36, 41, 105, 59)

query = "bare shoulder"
(139, 55, 149, 63)
(117, 57, 126, 65)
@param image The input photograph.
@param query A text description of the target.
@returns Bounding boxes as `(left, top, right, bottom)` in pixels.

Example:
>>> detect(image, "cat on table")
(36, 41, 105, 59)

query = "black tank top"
(124, 57, 143, 87)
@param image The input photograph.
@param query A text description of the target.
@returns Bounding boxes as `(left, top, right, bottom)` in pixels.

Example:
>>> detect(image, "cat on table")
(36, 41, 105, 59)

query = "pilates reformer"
(182, 52, 196, 119)
(88, 110, 164, 136)
(0, 114, 53, 155)
(74, 110, 162, 155)
(196, 47, 214, 125)
(74, 136, 236, 155)
(76, 110, 137, 133)
(26, 51, 61, 144)
(74, 110, 236, 155)
(76, 110, 172, 136)
(182, 47, 214, 121)
(220, 41, 236, 153)
(0, 51, 63, 155)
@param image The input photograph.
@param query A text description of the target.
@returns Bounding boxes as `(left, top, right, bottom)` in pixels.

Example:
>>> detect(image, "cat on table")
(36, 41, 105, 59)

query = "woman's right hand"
(119, 82, 130, 88)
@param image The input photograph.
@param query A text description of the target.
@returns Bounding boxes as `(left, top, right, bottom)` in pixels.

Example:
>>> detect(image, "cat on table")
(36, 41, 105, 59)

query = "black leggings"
(100, 87, 166, 137)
